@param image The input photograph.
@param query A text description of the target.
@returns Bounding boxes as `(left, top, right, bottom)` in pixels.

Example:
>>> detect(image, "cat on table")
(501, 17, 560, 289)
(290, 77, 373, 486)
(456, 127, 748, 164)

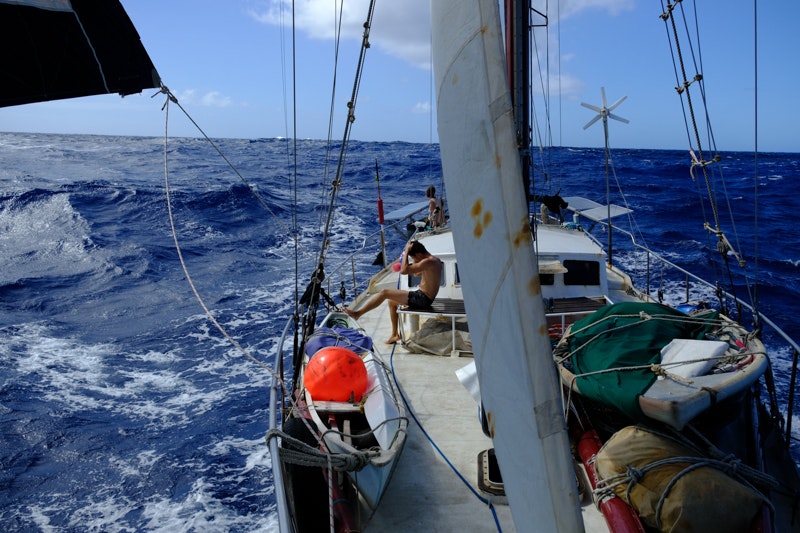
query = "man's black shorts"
(407, 289, 433, 309)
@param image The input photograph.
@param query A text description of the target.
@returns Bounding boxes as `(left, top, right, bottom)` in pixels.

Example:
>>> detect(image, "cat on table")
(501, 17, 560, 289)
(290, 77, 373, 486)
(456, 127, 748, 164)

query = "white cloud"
(247, 0, 632, 72)
(370, 1, 431, 69)
(412, 101, 431, 114)
(200, 91, 233, 107)
(249, 0, 431, 69)
(248, 0, 371, 39)
(174, 89, 233, 108)
(557, 0, 635, 19)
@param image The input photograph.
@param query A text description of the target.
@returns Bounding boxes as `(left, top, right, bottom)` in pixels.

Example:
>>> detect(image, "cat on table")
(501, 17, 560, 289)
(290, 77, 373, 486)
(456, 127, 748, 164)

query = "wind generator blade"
(608, 112, 630, 124)
(582, 87, 629, 129)
(608, 95, 627, 111)
(583, 114, 603, 130)
(581, 102, 603, 113)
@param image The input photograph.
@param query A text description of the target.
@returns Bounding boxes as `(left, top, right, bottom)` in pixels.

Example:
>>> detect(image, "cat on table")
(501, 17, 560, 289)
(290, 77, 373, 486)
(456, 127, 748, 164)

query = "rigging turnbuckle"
(704, 222, 746, 268)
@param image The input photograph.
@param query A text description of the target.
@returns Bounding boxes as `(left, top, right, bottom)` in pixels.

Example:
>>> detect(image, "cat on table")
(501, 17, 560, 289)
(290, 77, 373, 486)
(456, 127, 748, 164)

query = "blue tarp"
(305, 327, 374, 357)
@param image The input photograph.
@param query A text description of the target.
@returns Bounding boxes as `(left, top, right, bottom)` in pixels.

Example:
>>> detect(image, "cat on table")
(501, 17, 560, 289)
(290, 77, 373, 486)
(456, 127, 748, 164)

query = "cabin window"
(408, 267, 447, 288)
(563, 260, 600, 286)
(540, 273, 554, 285)
(454, 263, 460, 286)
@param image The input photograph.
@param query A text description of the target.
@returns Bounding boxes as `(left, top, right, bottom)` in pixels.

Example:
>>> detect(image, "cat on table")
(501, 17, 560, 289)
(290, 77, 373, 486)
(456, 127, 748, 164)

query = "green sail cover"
(568, 302, 719, 420)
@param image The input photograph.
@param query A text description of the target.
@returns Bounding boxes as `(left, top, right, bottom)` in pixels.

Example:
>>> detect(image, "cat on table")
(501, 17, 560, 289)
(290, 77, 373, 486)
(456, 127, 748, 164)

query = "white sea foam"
(0, 194, 100, 284)
(4, 322, 272, 428)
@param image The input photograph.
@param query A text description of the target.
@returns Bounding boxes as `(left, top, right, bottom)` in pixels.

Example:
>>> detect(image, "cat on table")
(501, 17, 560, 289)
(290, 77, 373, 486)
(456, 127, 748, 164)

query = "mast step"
(477, 448, 507, 504)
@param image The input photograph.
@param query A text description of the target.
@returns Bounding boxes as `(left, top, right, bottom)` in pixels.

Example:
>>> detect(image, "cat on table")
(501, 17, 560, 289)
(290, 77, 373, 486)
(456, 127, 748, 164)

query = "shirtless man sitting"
(344, 240, 442, 344)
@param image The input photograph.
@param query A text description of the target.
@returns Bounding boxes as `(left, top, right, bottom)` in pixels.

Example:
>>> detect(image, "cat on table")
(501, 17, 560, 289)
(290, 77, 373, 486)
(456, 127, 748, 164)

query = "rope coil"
(266, 427, 377, 472)
(593, 427, 780, 529)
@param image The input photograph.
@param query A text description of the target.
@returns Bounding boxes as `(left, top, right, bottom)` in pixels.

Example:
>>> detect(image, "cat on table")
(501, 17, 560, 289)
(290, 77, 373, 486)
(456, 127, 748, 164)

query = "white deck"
(350, 283, 512, 531)
(350, 269, 610, 532)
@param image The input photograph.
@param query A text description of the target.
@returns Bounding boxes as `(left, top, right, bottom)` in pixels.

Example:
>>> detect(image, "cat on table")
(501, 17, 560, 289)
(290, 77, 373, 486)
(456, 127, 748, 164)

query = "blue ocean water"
(0, 132, 798, 531)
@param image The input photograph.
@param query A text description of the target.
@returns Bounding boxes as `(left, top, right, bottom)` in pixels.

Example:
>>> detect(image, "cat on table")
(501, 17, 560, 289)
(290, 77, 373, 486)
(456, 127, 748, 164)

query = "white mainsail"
(431, 0, 583, 531)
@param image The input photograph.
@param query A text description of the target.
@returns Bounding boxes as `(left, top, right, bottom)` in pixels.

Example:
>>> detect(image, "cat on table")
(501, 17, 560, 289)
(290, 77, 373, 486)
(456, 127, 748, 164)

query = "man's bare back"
(413, 255, 442, 301)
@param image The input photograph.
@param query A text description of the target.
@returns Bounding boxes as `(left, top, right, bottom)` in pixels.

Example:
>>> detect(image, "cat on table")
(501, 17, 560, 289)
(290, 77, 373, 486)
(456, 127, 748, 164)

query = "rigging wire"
(682, 1, 752, 314)
(660, 1, 758, 318)
(290, 0, 300, 405)
(268, 0, 296, 401)
(157, 88, 275, 377)
(285, 0, 299, 325)
(156, 84, 337, 476)
(153, 85, 324, 439)
(529, 2, 556, 194)
(752, 0, 760, 320)
(605, 151, 649, 252)
(315, 0, 346, 236)
(152, 89, 288, 234)
(299, 0, 378, 343)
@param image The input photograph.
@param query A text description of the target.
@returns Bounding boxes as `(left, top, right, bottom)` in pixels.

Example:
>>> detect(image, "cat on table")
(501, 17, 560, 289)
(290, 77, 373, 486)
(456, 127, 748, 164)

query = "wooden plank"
(545, 296, 606, 315)
(398, 298, 467, 318)
(313, 400, 363, 413)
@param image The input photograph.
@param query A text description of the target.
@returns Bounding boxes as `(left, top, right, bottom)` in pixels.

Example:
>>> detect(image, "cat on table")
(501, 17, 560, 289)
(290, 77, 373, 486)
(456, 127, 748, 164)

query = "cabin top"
(399, 224, 611, 302)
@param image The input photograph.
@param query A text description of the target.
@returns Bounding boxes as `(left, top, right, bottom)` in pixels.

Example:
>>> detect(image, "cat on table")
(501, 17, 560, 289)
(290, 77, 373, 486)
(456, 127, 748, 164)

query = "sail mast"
(431, 0, 583, 530)
(506, 0, 532, 200)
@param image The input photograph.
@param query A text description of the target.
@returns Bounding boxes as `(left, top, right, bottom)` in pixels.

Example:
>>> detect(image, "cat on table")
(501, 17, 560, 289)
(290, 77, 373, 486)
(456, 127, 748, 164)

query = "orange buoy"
(304, 347, 368, 402)
(391, 253, 404, 272)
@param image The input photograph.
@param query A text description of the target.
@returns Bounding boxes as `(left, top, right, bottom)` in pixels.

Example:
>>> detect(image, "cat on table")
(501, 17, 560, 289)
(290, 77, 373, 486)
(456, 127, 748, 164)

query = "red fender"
(576, 429, 646, 533)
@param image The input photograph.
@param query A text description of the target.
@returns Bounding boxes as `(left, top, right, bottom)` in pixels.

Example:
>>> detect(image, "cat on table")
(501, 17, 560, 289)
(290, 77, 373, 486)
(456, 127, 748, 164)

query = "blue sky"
(2, 0, 797, 152)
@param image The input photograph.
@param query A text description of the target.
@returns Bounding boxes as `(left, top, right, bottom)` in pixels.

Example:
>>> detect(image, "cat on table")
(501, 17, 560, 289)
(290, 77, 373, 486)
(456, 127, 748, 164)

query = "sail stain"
(529, 275, 541, 296)
(538, 323, 548, 338)
(471, 199, 483, 217)
(470, 199, 492, 238)
(512, 218, 531, 248)
(485, 410, 495, 438)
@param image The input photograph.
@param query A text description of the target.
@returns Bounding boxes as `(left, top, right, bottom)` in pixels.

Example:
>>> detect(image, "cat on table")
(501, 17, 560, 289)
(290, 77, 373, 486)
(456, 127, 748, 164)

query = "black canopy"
(0, 0, 161, 108)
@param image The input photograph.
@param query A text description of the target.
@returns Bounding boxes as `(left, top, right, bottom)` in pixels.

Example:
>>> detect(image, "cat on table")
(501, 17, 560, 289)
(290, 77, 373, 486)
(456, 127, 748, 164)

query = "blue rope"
(389, 344, 503, 532)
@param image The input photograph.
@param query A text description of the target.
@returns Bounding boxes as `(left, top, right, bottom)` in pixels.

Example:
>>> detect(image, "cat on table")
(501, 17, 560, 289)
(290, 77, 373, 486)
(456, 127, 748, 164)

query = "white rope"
(595, 452, 775, 529)
(153, 87, 339, 465)
(593, 426, 785, 529)
(158, 87, 277, 377)
(265, 428, 378, 470)
(555, 310, 727, 366)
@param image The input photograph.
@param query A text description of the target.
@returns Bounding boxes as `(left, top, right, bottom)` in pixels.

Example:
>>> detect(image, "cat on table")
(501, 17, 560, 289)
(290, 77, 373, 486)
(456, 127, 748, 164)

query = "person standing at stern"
(426, 185, 445, 229)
